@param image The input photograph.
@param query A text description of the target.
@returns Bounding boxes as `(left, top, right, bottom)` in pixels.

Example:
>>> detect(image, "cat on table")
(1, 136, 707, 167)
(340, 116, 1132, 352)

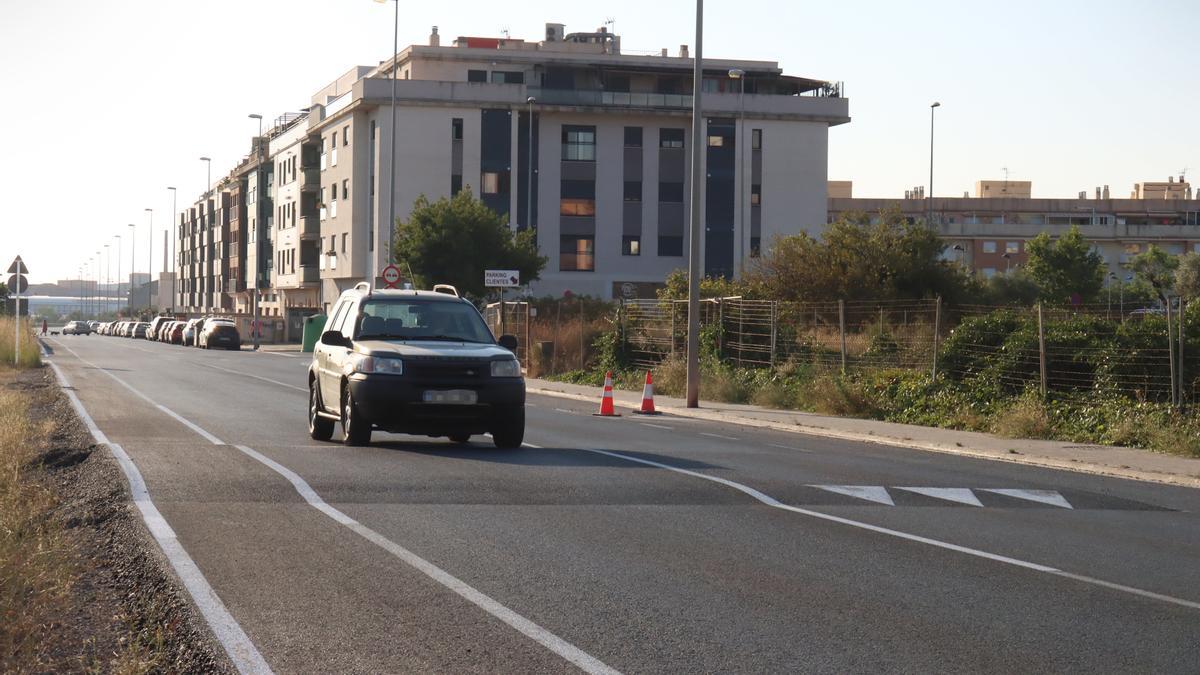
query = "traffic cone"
(633, 370, 661, 415)
(593, 371, 621, 417)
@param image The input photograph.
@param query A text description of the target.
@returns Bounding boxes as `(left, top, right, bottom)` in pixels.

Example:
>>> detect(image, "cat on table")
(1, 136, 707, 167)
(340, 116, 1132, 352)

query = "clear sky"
(3, 0, 1197, 284)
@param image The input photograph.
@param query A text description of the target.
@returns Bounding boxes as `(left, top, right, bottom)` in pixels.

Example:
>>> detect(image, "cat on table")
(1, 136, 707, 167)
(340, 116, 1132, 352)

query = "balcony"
(301, 266, 320, 283)
(526, 87, 849, 124)
(299, 215, 320, 239)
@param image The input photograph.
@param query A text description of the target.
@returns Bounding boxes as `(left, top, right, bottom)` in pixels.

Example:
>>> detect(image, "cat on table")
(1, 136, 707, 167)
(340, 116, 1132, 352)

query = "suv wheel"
(490, 407, 525, 449)
(308, 380, 334, 441)
(341, 384, 372, 446)
(448, 433, 471, 443)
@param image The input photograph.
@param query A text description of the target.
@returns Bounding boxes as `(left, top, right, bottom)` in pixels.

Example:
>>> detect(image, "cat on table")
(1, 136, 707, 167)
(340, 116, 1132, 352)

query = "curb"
(527, 386, 1200, 490)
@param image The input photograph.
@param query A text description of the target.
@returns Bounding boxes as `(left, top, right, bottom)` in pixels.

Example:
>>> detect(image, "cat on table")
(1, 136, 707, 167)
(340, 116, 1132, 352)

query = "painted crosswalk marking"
(810, 486, 1075, 509)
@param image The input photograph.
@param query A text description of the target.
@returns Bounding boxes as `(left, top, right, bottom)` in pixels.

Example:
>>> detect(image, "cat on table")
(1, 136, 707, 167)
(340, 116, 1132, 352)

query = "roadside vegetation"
(546, 210, 1200, 458)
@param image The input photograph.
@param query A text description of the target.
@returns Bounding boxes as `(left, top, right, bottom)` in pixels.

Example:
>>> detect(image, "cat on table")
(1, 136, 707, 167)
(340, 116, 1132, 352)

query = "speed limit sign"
(381, 264, 402, 288)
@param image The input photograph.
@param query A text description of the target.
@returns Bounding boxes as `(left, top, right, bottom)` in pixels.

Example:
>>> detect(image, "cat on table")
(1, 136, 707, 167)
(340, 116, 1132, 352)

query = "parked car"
(199, 320, 241, 350)
(132, 322, 150, 339)
(157, 320, 175, 342)
(307, 284, 525, 448)
(63, 320, 92, 335)
(147, 316, 171, 341)
(183, 318, 203, 346)
(168, 321, 185, 344)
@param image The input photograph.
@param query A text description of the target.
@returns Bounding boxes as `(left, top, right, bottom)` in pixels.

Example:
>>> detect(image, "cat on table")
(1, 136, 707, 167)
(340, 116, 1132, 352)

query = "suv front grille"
(404, 359, 488, 380)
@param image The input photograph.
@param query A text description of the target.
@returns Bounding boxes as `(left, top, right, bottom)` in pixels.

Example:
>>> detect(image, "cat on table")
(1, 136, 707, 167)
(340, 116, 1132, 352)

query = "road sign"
(485, 269, 519, 288)
(6, 256, 28, 275)
(381, 264, 402, 288)
(8, 256, 27, 366)
(6, 274, 27, 294)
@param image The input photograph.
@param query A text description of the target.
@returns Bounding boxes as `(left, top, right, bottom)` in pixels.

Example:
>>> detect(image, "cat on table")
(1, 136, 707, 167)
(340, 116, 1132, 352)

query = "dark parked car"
(168, 322, 185, 344)
(200, 320, 241, 350)
(63, 321, 92, 335)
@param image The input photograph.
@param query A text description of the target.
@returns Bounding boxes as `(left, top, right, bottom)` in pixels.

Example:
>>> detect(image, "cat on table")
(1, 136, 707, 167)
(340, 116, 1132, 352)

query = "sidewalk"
(255, 343, 303, 353)
(526, 378, 1200, 489)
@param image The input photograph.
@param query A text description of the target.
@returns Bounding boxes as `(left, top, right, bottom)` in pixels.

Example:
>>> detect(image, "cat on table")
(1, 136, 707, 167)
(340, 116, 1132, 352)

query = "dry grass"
(991, 396, 1054, 439)
(0, 378, 71, 670)
(0, 318, 41, 369)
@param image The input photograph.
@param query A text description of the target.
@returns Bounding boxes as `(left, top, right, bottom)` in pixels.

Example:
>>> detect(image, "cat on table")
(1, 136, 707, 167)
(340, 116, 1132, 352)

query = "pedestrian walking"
(41, 318, 47, 336)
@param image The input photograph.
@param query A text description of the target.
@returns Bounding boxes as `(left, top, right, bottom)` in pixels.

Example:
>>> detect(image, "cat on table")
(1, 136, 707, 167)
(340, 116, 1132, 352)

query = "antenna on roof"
(501, 27, 510, 39)
(605, 17, 615, 34)
(1002, 166, 1011, 195)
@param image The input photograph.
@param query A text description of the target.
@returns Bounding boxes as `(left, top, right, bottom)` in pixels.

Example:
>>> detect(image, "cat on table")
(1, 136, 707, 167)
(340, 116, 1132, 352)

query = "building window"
(660, 128, 685, 149)
(560, 199, 595, 216)
(467, 69, 487, 83)
(752, 129, 762, 150)
(622, 235, 641, 256)
(982, 268, 997, 279)
(624, 127, 642, 147)
(1006, 241, 1020, 254)
(623, 181, 642, 202)
(343, 125, 349, 146)
(750, 184, 761, 206)
(342, 233, 348, 252)
(707, 135, 724, 147)
(658, 235, 684, 256)
(490, 70, 525, 84)
(329, 185, 337, 201)
(750, 237, 761, 257)
(561, 125, 596, 161)
(560, 235, 595, 271)
(659, 181, 684, 203)
(451, 174, 463, 195)
(982, 241, 997, 253)
(342, 179, 349, 200)
(452, 118, 463, 141)
(482, 172, 507, 195)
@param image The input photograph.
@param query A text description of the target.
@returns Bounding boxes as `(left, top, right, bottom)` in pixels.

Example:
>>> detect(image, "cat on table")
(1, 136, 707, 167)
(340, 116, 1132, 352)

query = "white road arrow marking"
(897, 487, 984, 507)
(811, 485, 895, 506)
(981, 489, 1073, 509)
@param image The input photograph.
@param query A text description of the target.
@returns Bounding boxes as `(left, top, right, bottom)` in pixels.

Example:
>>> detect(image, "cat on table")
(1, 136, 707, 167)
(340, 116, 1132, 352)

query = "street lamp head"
(248, 113, 262, 120)
(526, 96, 536, 104)
(728, 68, 745, 79)
(199, 156, 211, 162)
(952, 244, 964, 251)
(144, 207, 153, 212)
(931, 101, 941, 108)
(167, 186, 176, 191)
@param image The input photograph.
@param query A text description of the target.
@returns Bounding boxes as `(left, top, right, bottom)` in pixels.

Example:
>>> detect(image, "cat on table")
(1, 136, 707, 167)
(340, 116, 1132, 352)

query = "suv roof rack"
(432, 284, 459, 297)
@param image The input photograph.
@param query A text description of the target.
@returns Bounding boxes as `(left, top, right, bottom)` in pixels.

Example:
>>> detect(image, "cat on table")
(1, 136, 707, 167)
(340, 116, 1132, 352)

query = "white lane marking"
(545, 445, 1200, 611)
(553, 408, 576, 414)
(897, 487, 984, 507)
(258, 350, 300, 358)
(45, 360, 272, 674)
(811, 485, 895, 506)
(981, 488, 1073, 509)
(639, 423, 675, 430)
(232, 445, 619, 675)
(56, 347, 619, 674)
(699, 432, 739, 441)
(768, 443, 812, 453)
(199, 362, 307, 392)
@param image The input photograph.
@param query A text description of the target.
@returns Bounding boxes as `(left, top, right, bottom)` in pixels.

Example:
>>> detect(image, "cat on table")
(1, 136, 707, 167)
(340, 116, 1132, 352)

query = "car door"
(318, 300, 353, 406)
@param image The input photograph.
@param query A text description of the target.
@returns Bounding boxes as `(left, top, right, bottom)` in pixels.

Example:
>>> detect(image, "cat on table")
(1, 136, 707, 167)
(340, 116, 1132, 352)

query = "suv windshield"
(355, 299, 494, 344)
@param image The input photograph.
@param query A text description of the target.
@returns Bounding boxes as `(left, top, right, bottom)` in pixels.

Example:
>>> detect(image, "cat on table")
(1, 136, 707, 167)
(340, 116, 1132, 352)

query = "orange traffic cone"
(633, 370, 661, 415)
(593, 371, 621, 417)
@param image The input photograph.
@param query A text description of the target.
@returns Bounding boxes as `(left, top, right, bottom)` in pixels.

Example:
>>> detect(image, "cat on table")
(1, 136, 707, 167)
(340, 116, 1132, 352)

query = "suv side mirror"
(498, 334, 519, 351)
(321, 330, 351, 348)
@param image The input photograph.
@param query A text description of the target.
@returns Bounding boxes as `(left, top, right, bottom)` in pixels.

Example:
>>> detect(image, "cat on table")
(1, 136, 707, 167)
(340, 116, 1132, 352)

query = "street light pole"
(114, 235, 121, 316)
(928, 101, 940, 226)
(526, 96, 536, 241)
(387, 0, 398, 276)
(685, 0, 704, 408)
(249, 114, 264, 350)
(145, 208, 153, 313)
(127, 223, 135, 315)
(728, 68, 746, 276)
(168, 186, 177, 313)
(95, 252, 101, 318)
(104, 244, 110, 316)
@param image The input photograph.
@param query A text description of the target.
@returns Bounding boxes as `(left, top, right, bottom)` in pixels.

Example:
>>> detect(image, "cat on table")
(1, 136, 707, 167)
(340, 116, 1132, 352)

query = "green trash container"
(301, 314, 327, 353)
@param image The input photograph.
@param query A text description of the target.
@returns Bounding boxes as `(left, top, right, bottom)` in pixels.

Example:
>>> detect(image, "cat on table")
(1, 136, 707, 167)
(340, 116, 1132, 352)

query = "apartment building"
(295, 22, 847, 304)
(177, 187, 232, 313)
(829, 179, 1200, 279)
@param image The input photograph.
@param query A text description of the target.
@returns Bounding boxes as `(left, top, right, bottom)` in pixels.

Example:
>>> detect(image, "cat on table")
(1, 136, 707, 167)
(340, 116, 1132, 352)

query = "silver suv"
(307, 284, 525, 448)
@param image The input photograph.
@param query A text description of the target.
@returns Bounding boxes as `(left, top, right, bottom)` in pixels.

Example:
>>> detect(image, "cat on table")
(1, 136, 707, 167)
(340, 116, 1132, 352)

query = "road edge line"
(45, 359, 272, 675)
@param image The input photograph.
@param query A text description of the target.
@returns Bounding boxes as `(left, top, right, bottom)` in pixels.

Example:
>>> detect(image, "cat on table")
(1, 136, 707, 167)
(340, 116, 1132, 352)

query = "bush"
(991, 393, 1054, 439)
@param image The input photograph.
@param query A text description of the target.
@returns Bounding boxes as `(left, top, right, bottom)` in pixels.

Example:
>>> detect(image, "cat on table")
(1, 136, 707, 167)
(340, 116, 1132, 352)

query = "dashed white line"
(553, 408, 576, 414)
(768, 443, 812, 453)
(53, 343, 621, 674)
(199, 362, 307, 392)
(639, 423, 675, 430)
(699, 432, 739, 441)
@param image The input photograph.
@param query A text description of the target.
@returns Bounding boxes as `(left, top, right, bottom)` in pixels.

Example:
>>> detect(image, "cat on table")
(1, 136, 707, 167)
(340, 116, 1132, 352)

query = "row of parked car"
(87, 316, 243, 349)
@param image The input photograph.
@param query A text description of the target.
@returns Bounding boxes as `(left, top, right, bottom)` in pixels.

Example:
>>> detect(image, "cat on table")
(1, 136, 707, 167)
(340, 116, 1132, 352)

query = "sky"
(2, 0, 1197, 284)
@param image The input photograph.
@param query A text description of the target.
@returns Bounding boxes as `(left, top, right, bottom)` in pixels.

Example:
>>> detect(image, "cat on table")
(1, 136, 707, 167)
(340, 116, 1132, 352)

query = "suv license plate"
(423, 390, 478, 405)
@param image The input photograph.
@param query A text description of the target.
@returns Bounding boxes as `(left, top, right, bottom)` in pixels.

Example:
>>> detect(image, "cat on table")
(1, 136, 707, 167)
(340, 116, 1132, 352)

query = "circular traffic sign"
(381, 264, 402, 288)
(6, 274, 27, 294)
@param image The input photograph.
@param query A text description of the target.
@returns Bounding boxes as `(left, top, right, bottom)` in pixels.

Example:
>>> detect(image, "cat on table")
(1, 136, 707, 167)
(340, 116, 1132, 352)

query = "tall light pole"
(200, 157, 212, 195)
(249, 114, 264, 350)
(95, 252, 102, 318)
(103, 243, 110, 316)
(145, 208, 154, 313)
(128, 223, 136, 314)
(928, 101, 941, 226)
(728, 68, 746, 276)
(114, 235, 121, 316)
(373, 0, 400, 283)
(78, 265, 84, 318)
(526, 96, 537, 239)
(685, 0, 705, 408)
(168, 186, 177, 313)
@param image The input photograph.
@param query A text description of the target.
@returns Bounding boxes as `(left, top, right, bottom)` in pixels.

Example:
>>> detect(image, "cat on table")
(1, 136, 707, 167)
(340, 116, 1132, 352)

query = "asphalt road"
(46, 333, 1200, 673)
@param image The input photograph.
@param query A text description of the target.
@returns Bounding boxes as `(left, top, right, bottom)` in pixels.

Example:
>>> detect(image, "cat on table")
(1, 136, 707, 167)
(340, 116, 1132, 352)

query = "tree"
(1023, 225, 1105, 303)
(0, 282, 7, 316)
(1173, 252, 1200, 301)
(393, 190, 547, 298)
(1130, 245, 1179, 304)
(744, 207, 971, 303)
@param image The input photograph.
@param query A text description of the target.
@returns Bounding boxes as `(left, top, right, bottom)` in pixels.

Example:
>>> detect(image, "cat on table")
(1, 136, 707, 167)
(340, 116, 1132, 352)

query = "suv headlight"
(350, 354, 404, 375)
(491, 358, 521, 378)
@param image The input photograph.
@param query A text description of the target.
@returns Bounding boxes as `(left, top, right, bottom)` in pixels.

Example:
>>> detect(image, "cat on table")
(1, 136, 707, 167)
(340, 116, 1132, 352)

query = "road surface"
(45, 334, 1200, 673)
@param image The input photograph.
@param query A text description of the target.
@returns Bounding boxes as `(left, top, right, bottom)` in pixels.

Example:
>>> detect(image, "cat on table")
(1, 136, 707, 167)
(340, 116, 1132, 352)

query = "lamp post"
(200, 156, 211, 195)
(103, 243, 110, 316)
(373, 0, 400, 283)
(114, 235, 121, 316)
(952, 243, 965, 267)
(728, 68, 746, 276)
(77, 265, 83, 318)
(128, 223, 136, 314)
(168, 186, 177, 313)
(144, 208, 153, 313)
(685, 0, 705, 408)
(526, 96, 536, 240)
(1107, 272, 1117, 319)
(1002, 252, 1011, 274)
(249, 113, 264, 350)
(95, 252, 102, 318)
(928, 101, 941, 226)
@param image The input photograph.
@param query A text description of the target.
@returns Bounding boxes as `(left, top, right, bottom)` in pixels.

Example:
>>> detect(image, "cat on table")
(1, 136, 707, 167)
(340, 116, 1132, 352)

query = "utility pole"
(249, 114, 264, 350)
(145, 208, 153, 313)
(168, 186, 177, 313)
(685, 0, 704, 408)
(928, 101, 940, 226)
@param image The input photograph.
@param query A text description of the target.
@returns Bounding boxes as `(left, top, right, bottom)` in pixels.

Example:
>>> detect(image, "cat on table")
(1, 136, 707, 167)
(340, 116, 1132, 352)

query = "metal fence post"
(1167, 298, 1177, 408)
(524, 301, 531, 370)
(619, 298, 627, 360)
(931, 296, 942, 379)
(838, 299, 847, 374)
(670, 301, 677, 360)
(1037, 303, 1048, 398)
(769, 301, 778, 366)
(715, 298, 724, 359)
(1180, 299, 1187, 410)
(579, 296, 585, 372)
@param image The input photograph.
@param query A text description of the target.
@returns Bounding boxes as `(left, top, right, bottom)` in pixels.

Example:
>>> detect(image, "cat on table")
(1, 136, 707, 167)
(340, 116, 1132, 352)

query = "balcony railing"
(530, 88, 693, 109)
